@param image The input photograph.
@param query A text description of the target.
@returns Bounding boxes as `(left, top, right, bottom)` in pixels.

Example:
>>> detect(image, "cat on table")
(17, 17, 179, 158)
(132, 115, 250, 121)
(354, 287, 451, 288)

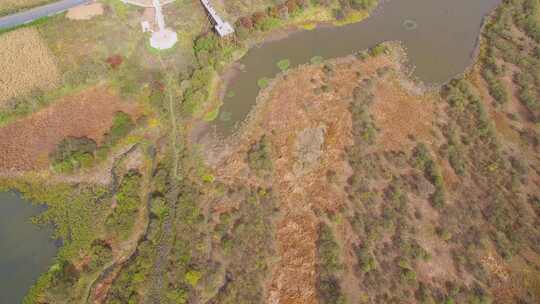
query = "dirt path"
(157, 56, 181, 180)
(143, 57, 184, 303)
(146, 184, 179, 303)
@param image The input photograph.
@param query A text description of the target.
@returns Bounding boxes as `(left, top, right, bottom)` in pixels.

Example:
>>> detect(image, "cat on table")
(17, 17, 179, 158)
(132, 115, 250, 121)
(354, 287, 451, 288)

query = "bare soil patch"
(0, 28, 60, 104)
(370, 77, 436, 151)
(0, 87, 141, 171)
(66, 3, 104, 21)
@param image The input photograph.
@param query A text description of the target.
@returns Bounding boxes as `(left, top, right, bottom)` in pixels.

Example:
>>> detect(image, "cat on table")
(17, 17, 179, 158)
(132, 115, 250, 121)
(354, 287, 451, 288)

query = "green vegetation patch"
(105, 170, 142, 239)
(211, 187, 276, 303)
(247, 135, 273, 177)
(310, 55, 324, 65)
(317, 223, 346, 304)
(257, 77, 271, 89)
(50, 137, 97, 173)
(277, 58, 291, 71)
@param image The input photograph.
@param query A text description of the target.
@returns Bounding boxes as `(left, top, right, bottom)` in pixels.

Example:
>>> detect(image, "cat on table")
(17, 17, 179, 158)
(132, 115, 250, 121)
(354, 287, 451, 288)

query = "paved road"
(0, 0, 90, 30)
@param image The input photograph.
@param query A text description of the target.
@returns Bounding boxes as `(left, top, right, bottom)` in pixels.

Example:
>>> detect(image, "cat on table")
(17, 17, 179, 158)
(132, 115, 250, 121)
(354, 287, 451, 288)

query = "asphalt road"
(0, 0, 90, 30)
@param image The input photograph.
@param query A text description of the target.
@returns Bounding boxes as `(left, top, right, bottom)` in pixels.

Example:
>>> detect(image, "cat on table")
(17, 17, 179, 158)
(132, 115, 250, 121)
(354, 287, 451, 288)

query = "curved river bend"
(213, 0, 501, 135)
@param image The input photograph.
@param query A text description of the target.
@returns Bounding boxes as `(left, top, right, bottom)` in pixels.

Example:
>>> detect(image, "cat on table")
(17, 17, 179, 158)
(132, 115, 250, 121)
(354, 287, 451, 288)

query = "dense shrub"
(210, 187, 276, 303)
(412, 143, 445, 208)
(105, 111, 135, 144)
(182, 66, 216, 116)
(247, 135, 272, 176)
(86, 240, 113, 272)
(51, 136, 97, 172)
(350, 0, 377, 10)
(105, 170, 142, 238)
(317, 223, 346, 304)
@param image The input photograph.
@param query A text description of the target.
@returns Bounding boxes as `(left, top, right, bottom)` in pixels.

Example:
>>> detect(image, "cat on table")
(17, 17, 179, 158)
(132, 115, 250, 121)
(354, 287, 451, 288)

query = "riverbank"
(203, 0, 500, 138)
(194, 0, 380, 128)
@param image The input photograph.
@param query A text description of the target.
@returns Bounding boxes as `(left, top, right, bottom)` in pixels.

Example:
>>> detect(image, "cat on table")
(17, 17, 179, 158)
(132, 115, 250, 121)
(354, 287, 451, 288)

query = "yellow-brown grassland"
(0, 27, 60, 103)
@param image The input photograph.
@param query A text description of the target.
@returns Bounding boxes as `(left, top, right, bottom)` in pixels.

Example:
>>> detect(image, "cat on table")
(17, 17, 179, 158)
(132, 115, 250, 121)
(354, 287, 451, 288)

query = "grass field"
(0, 0, 54, 16)
(0, 27, 60, 104)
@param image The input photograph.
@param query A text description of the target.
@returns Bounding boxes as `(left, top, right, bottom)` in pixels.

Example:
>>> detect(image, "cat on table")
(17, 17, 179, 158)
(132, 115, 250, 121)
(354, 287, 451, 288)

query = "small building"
(141, 21, 151, 32)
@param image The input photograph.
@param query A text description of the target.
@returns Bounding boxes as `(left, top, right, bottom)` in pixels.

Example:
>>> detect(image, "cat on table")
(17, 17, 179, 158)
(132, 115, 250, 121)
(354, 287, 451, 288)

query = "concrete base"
(150, 28, 178, 50)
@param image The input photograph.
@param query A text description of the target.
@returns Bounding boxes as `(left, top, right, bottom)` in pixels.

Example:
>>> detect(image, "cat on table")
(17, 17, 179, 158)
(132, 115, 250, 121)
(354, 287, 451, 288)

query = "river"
(0, 192, 57, 304)
(212, 0, 501, 135)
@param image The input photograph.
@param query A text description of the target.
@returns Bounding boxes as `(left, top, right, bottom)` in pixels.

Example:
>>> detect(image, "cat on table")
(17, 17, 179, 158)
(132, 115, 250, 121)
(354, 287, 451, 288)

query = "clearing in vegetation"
(66, 3, 105, 21)
(0, 27, 60, 104)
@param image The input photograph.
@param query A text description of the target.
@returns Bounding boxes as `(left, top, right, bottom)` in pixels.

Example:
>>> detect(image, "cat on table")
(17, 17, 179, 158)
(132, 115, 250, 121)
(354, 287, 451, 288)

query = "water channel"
(213, 0, 501, 135)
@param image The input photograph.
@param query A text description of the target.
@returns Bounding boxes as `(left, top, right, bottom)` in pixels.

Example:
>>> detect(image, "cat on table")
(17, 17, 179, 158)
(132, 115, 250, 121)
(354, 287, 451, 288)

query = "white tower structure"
(149, 0, 178, 49)
(121, 0, 178, 50)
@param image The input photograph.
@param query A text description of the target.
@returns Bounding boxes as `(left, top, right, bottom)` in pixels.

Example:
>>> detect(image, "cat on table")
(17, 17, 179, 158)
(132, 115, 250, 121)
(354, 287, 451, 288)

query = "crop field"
(0, 0, 54, 16)
(0, 87, 140, 171)
(0, 28, 60, 104)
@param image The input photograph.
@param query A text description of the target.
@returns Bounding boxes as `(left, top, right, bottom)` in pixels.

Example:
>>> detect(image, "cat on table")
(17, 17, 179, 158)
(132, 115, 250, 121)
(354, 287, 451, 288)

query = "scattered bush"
(247, 135, 272, 176)
(310, 56, 324, 64)
(370, 44, 388, 56)
(277, 58, 291, 71)
(257, 77, 271, 89)
(106, 170, 142, 238)
(51, 136, 97, 173)
(412, 143, 445, 208)
(317, 223, 346, 304)
(105, 111, 135, 145)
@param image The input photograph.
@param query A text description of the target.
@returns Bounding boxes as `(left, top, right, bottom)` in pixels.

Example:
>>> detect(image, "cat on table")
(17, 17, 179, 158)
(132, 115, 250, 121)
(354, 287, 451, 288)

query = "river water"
(0, 192, 57, 304)
(212, 0, 501, 135)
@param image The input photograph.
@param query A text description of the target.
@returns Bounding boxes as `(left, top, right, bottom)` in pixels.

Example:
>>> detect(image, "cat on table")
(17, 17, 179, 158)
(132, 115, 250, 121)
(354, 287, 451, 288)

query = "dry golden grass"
(0, 27, 60, 103)
(0, 0, 53, 15)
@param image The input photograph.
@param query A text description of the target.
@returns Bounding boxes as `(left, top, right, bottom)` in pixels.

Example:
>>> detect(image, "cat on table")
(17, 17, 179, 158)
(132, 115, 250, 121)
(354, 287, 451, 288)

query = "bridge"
(200, 0, 234, 36)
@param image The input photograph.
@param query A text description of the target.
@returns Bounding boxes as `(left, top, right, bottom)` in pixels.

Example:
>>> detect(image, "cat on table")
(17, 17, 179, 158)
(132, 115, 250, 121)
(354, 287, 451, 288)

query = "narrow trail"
(157, 55, 181, 180)
(146, 56, 183, 303)
(146, 185, 180, 303)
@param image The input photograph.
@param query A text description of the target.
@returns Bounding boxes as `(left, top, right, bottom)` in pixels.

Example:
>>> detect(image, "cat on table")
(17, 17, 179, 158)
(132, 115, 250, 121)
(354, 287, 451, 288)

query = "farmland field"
(0, 0, 55, 16)
(0, 27, 60, 104)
